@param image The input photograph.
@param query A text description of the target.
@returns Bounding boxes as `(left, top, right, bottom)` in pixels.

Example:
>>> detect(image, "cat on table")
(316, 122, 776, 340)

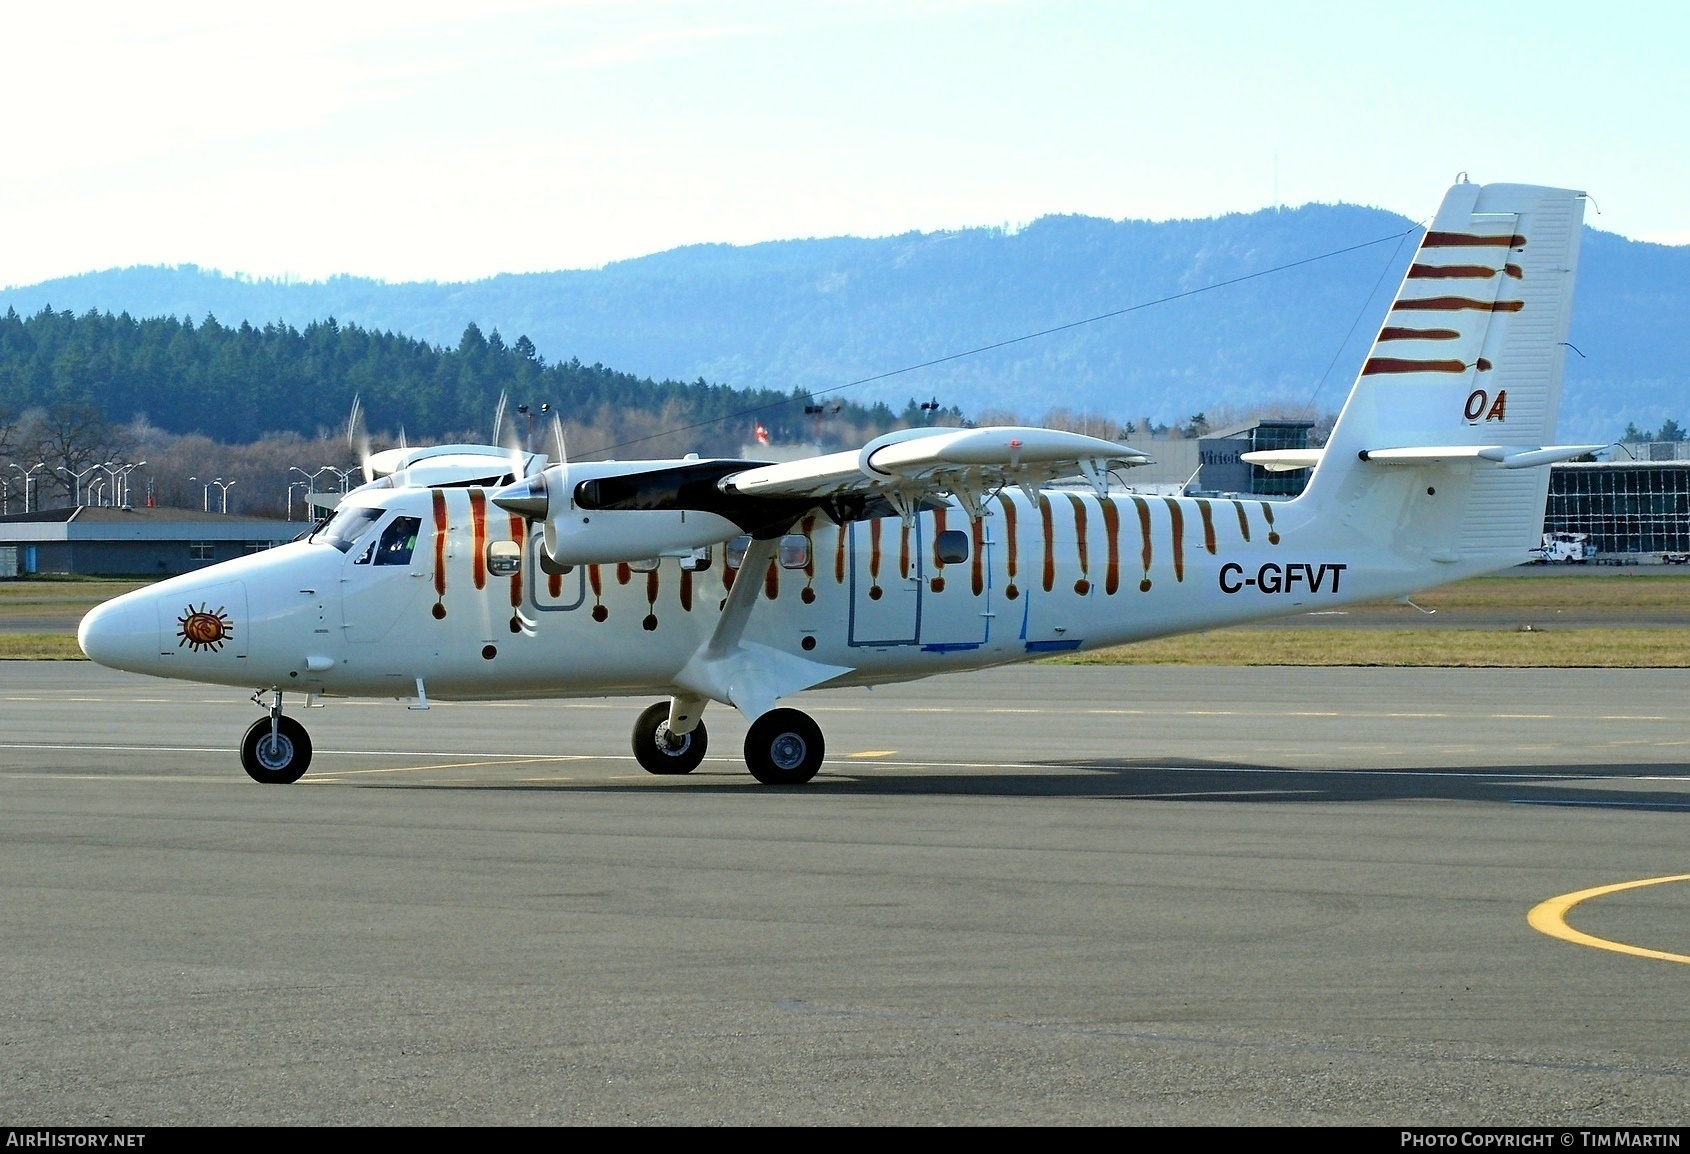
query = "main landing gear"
(631, 699, 825, 785)
(240, 691, 313, 784)
(743, 708, 825, 785)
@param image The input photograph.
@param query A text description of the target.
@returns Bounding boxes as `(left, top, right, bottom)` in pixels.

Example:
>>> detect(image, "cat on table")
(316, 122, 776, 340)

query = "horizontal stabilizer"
(1240, 449, 1324, 473)
(1357, 444, 1603, 468)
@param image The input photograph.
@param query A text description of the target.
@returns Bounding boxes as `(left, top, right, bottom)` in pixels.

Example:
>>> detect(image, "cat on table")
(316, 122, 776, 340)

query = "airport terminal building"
(0, 506, 298, 577)
(1541, 444, 1690, 559)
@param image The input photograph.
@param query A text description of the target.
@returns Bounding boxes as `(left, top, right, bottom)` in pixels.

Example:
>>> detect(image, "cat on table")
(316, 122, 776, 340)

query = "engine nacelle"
(543, 507, 740, 566)
(492, 462, 744, 566)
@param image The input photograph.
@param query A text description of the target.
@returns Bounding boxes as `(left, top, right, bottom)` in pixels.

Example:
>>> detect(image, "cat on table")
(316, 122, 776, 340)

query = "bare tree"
(0, 406, 20, 463)
(32, 404, 131, 504)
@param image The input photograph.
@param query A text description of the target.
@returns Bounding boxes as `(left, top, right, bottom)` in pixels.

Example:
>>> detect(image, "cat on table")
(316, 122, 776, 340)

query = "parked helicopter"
(79, 180, 1600, 786)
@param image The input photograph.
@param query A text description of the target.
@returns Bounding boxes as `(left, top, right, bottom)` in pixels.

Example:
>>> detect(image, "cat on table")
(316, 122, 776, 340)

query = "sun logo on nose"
(177, 604, 233, 652)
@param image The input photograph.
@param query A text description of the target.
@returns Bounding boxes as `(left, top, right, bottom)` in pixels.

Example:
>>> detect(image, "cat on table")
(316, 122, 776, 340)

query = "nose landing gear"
(240, 691, 313, 784)
(631, 700, 709, 774)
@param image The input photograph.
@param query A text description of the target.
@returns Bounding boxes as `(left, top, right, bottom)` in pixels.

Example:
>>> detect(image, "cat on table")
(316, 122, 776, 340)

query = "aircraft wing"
(490, 425, 1152, 558)
(719, 426, 1149, 516)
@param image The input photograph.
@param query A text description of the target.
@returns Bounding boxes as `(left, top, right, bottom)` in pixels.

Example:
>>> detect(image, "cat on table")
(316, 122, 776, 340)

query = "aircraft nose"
(78, 591, 157, 672)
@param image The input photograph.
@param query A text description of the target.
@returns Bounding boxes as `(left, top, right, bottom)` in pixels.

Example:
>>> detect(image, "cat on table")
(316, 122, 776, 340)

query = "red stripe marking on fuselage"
(469, 489, 487, 590)
(1100, 496, 1120, 595)
(431, 489, 448, 618)
(1131, 496, 1152, 591)
(1162, 498, 1185, 582)
(1039, 495, 1055, 592)
(1195, 498, 1216, 554)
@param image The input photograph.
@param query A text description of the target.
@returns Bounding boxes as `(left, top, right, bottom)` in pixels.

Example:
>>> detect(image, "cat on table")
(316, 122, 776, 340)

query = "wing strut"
(673, 535, 853, 721)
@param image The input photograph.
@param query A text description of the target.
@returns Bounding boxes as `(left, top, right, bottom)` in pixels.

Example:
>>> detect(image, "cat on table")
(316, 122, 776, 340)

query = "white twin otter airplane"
(80, 180, 1600, 785)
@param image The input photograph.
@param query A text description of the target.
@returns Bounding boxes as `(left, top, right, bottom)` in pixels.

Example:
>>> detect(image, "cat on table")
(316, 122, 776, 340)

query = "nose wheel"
(744, 708, 824, 785)
(631, 701, 709, 774)
(240, 714, 313, 784)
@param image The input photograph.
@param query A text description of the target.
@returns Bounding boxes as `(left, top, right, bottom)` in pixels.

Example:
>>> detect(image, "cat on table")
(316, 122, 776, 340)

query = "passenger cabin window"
(485, 539, 521, 576)
(935, 529, 969, 564)
(373, 517, 422, 566)
(778, 534, 810, 570)
(317, 506, 384, 553)
(725, 535, 751, 570)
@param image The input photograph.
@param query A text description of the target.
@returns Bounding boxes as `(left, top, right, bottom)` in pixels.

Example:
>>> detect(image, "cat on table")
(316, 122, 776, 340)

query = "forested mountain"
(0, 310, 899, 456)
(4, 204, 1687, 442)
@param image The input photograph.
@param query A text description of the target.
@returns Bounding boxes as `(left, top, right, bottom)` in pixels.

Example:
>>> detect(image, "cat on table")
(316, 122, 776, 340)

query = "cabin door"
(848, 517, 921, 647)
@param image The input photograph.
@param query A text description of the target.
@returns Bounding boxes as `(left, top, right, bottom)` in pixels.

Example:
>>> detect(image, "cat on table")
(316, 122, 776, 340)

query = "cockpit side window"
(315, 506, 384, 553)
(372, 516, 422, 566)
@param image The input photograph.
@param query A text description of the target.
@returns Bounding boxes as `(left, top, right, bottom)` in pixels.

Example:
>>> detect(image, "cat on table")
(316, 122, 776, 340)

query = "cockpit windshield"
(313, 505, 384, 553)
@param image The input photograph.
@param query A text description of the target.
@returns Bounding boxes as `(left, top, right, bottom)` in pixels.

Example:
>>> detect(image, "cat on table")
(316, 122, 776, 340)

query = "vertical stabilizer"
(1303, 180, 1586, 567)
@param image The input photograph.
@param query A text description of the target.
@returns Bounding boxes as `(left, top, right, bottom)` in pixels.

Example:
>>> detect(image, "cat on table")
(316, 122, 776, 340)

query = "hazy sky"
(3, 1, 1685, 287)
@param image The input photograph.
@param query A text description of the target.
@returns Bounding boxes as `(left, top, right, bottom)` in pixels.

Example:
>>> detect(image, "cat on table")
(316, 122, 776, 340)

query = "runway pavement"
(1, 662, 1686, 1124)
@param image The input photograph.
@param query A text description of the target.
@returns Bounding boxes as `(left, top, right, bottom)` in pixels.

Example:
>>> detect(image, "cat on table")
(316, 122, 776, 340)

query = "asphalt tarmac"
(1, 662, 1686, 1125)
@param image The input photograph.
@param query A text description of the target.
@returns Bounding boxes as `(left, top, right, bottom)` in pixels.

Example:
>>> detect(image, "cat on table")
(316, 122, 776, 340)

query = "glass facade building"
(1247, 420, 1316, 497)
(1544, 463, 1690, 555)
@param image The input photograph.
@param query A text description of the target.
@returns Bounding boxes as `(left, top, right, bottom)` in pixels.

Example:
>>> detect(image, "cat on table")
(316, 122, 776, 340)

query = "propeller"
(498, 400, 530, 487)
(347, 393, 374, 483)
(490, 389, 509, 448)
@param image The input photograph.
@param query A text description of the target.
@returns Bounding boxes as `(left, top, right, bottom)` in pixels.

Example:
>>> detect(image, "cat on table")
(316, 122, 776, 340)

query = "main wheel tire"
(744, 708, 824, 785)
(631, 701, 708, 775)
(240, 715, 312, 784)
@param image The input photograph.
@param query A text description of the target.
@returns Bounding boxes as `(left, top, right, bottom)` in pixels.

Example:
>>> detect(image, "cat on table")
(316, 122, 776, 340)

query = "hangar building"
(0, 506, 298, 577)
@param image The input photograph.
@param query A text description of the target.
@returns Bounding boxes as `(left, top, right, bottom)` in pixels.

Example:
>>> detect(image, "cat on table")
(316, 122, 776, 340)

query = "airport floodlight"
(286, 480, 314, 521)
(116, 462, 145, 508)
(58, 464, 103, 506)
(211, 478, 237, 514)
(10, 461, 47, 513)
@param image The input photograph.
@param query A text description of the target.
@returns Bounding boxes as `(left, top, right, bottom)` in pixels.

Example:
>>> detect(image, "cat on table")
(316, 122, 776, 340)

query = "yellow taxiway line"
(1527, 874, 1690, 966)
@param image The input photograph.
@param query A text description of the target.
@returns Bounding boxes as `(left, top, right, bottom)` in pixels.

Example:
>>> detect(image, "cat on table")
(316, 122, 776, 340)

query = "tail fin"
(1302, 180, 1588, 568)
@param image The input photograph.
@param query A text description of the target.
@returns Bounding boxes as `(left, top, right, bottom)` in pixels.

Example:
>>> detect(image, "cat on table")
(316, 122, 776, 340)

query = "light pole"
(323, 466, 354, 494)
(1, 477, 9, 516)
(99, 461, 124, 507)
(188, 476, 213, 512)
(116, 462, 145, 508)
(10, 462, 46, 513)
(58, 464, 102, 506)
(287, 480, 315, 521)
(211, 478, 236, 514)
